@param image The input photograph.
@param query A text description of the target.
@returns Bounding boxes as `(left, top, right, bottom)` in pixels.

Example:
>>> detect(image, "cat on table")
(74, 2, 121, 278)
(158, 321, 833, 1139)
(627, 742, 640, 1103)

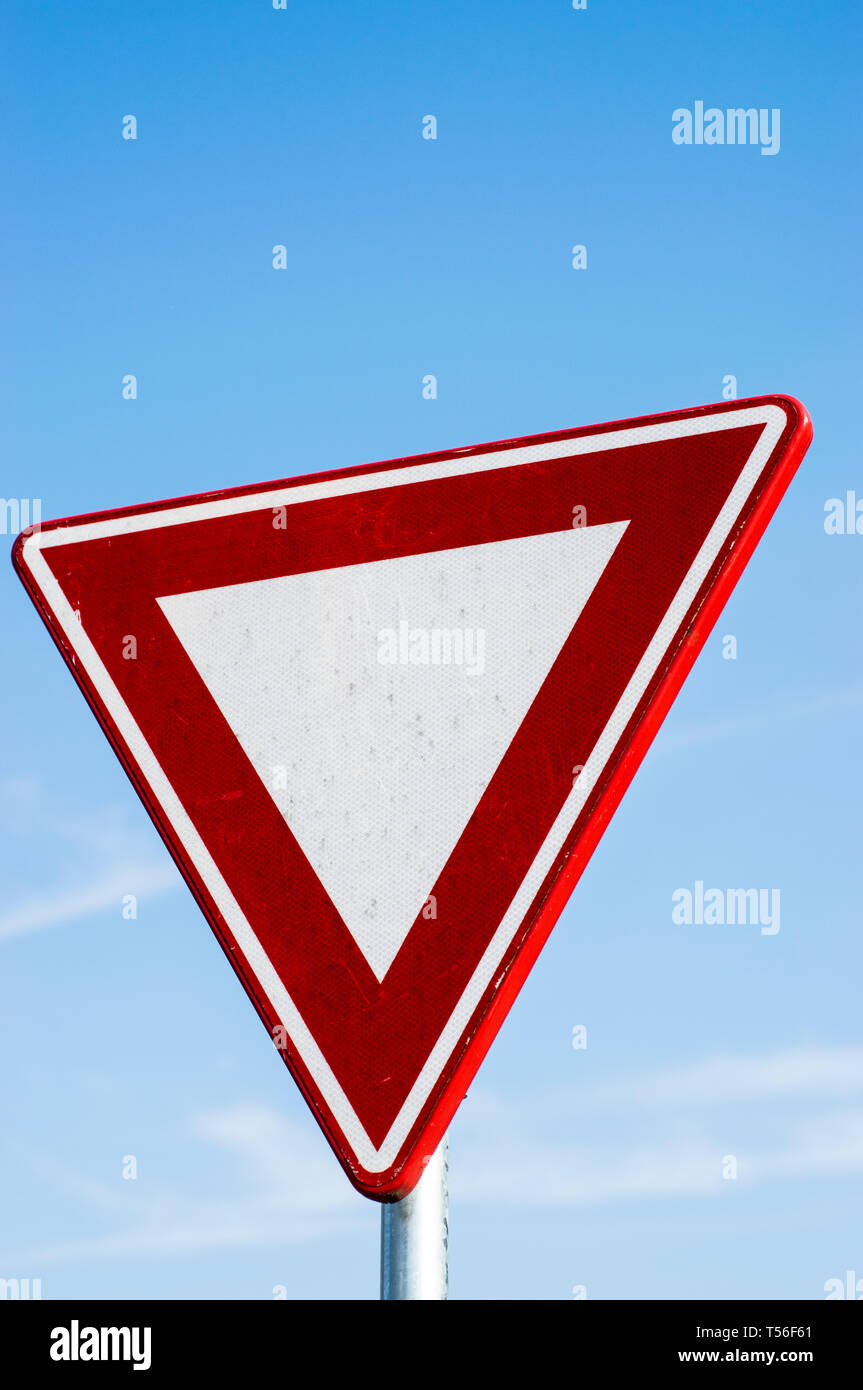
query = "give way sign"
(13, 396, 812, 1198)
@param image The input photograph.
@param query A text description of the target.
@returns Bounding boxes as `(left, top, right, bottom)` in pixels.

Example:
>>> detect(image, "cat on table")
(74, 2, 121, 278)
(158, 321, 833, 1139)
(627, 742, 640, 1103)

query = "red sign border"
(12, 395, 812, 1199)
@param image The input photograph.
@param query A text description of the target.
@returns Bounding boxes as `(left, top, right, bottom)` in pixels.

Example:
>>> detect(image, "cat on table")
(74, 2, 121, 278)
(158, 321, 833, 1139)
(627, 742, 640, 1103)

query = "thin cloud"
(6, 1105, 360, 1266)
(7, 1047, 863, 1263)
(655, 681, 863, 758)
(0, 860, 180, 941)
(456, 1045, 863, 1206)
(0, 777, 181, 941)
(455, 1109, 863, 1207)
(559, 1045, 863, 1112)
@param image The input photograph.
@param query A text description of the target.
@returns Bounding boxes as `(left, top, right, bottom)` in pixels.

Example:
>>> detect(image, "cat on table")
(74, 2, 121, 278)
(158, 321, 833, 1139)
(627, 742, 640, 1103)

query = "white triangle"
(158, 522, 628, 981)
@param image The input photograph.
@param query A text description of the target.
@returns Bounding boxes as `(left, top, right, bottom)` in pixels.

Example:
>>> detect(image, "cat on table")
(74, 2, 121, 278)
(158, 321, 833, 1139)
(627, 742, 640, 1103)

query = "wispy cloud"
(555, 1045, 863, 1112)
(656, 681, 863, 758)
(6, 1045, 863, 1264)
(0, 860, 180, 941)
(0, 776, 181, 941)
(455, 1107, 863, 1207)
(6, 1105, 360, 1266)
(455, 1044, 863, 1206)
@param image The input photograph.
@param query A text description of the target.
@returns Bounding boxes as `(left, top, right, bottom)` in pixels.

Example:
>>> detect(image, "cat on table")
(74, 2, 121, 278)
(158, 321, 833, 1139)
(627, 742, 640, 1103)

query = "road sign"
(13, 396, 811, 1198)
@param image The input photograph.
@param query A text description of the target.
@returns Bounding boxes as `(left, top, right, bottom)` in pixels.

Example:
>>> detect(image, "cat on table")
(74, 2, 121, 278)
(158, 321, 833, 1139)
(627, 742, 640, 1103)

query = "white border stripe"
(21, 404, 787, 1170)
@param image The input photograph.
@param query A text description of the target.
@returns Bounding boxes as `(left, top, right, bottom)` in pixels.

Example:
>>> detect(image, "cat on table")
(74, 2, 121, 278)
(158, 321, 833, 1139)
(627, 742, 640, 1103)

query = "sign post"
(380, 1136, 448, 1300)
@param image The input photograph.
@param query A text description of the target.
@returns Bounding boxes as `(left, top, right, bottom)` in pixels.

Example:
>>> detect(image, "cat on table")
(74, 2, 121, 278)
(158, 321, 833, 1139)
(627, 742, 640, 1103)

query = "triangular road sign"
(13, 396, 812, 1198)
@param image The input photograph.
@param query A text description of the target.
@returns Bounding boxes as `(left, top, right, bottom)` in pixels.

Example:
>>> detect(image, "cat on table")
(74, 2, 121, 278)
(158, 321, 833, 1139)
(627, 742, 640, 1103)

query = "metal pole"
(380, 1134, 448, 1300)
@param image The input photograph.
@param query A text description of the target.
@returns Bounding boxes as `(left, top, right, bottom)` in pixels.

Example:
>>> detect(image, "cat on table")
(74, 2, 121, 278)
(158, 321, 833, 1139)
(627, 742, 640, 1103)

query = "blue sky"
(2, 0, 862, 1299)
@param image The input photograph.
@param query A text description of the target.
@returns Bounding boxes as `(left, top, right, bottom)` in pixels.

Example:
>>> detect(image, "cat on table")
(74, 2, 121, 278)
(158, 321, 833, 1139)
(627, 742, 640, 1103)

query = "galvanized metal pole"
(380, 1135, 448, 1300)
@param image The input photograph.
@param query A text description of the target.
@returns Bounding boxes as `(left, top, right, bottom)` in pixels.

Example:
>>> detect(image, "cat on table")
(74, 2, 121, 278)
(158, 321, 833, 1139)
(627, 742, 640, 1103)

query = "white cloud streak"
(0, 777, 181, 941)
(0, 860, 180, 941)
(6, 1046, 863, 1264)
(655, 681, 863, 758)
(7, 1105, 360, 1266)
(557, 1045, 863, 1112)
